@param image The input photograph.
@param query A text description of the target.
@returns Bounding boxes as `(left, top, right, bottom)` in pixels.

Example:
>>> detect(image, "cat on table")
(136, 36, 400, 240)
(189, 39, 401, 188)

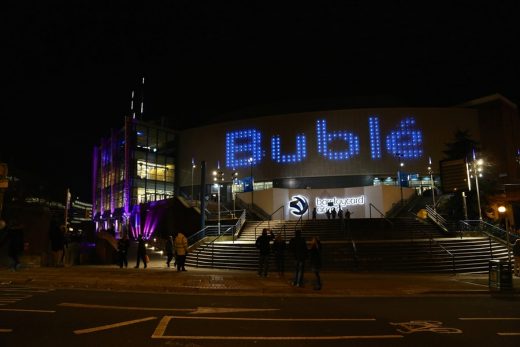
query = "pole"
(429, 157, 436, 212)
(249, 157, 254, 208)
(505, 216, 512, 268)
(199, 161, 206, 230)
(191, 159, 195, 206)
(474, 164, 482, 220)
(462, 192, 468, 220)
(217, 183, 221, 235)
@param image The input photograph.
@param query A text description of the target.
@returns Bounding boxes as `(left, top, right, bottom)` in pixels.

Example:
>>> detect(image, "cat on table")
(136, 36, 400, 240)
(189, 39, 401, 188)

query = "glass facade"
(92, 117, 177, 238)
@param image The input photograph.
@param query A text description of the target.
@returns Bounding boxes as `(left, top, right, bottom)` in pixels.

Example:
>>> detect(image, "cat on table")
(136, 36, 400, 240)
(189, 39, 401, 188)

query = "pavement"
(1, 259, 519, 297)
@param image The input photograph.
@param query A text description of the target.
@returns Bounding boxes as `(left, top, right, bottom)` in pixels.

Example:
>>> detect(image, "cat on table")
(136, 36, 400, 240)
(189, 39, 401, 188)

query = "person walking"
(309, 236, 322, 290)
(174, 231, 188, 271)
(513, 238, 520, 277)
(326, 209, 331, 220)
(289, 229, 308, 287)
(165, 235, 174, 268)
(256, 228, 274, 277)
(49, 217, 64, 267)
(134, 235, 147, 268)
(331, 207, 337, 219)
(7, 218, 25, 271)
(312, 207, 317, 220)
(272, 233, 286, 277)
(117, 233, 130, 268)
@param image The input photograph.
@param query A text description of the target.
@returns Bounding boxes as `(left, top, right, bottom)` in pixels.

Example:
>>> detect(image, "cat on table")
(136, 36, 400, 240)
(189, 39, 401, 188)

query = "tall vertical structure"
(92, 116, 177, 239)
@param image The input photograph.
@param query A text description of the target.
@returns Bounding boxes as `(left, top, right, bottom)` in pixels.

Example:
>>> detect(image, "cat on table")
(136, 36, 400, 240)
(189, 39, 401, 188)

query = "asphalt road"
(0, 284, 519, 346)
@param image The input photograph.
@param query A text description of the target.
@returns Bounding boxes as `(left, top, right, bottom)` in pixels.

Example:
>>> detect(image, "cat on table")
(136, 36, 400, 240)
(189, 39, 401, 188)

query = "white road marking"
(0, 308, 55, 313)
(74, 317, 157, 335)
(0, 329, 13, 333)
(174, 316, 376, 322)
(59, 303, 280, 315)
(497, 332, 520, 336)
(151, 316, 392, 340)
(59, 303, 192, 312)
(459, 317, 520, 320)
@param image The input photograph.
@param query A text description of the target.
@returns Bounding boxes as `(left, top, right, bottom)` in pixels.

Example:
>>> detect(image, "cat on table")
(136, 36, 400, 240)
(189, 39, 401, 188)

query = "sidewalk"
(1, 259, 519, 297)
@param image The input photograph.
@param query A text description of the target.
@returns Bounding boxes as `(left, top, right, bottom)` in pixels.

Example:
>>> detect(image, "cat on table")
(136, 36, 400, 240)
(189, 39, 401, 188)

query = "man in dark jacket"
(256, 228, 274, 277)
(289, 229, 307, 287)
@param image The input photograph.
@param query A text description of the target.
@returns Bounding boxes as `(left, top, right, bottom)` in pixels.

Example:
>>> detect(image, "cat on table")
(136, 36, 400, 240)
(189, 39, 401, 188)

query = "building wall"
(178, 107, 480, 187)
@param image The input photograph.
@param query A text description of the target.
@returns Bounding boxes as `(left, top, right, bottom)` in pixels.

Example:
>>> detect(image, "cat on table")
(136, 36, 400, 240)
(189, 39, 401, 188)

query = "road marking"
(152, 316, 392, 340)
(390, 320, 462, 334)
(74, 317, 157, 335)
(0, 329, 13, 333)
(0, 308, 55, 313)
(497, 332, 520, 336)
(191, 307, 279, 315)
(59, 303, 279, 315)
(60, 303, 192, 312)
(459, 317, 520, 320)
(171, 316, 376, 322)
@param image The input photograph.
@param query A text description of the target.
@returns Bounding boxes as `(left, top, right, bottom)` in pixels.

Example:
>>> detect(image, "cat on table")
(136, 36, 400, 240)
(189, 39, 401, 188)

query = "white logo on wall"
(315, 196, 365, 214)
(289, 195, 309, 217)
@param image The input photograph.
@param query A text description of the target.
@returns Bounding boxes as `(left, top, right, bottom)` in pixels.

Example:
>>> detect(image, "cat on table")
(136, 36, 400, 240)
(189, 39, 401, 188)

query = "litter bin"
(489, 259, 513, 290)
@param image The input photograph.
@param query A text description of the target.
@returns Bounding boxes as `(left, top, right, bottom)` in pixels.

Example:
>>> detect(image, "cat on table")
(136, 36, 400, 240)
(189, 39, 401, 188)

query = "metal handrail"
(425, 205, 448, 232)
(253, 205, 285, 239)
(429, 238, 456, 274)
(232, 209, 247, 242)
(368, 203, 394, 227)
(195, 225, 234, 268)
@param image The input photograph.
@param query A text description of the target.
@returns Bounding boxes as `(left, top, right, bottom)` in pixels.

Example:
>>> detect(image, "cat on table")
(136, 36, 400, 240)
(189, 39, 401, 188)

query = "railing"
(194, 225, 235, 268)
(368, 203, 394, 228)
(253, 205, 285, 239)
(232, 209, 247, 242)
(425, 205, 449, 233)
(458, 220, 519, 258)
(429, 238, 456, 274)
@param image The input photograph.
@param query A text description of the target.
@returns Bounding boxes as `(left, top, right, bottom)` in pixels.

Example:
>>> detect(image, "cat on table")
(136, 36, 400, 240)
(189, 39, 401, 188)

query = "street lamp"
(191, 158, 196, 206)
(213, 164, 224, 235)
(468, 154, 484, 220)
(396, 153, 404, 205)
(248, 157, 254, 208)
(231, 169, 238, 218)
(498, 205, 512, 269)
(427, 157, 436, 212)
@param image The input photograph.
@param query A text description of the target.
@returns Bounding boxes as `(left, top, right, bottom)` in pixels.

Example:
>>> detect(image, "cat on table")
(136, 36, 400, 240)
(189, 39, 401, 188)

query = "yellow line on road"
(74, 317, 157, 335)
(155, 334, 403, 340)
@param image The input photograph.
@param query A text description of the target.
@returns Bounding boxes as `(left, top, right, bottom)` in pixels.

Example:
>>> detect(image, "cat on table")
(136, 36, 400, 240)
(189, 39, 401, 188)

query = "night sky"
(3, 1, 520, 202)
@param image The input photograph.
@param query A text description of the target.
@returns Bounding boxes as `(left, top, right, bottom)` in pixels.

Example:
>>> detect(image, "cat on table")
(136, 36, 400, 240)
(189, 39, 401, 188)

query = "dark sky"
(3, 1, 520, 202)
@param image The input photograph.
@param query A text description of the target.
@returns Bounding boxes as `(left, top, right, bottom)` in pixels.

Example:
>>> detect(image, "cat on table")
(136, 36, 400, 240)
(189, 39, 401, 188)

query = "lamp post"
(469, 154, 484, 220)
(248, 157, 254, 208)
(213, 164, 224, 235)
(396, 153, 404, 205)
(191, 158, 196, 206)
(231, 169, 238, 218)
(427, 157, 436, 212)
(498, 205, 512, 269)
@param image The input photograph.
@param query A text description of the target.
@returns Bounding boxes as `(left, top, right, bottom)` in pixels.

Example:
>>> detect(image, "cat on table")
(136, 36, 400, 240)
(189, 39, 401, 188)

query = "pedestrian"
(165, 235, 174, 268)
(117, 233, 130, 268)
(49, 217, 65, 267)
(338, 207, 343, 220)
(6, 218, 25, 271)
(309, 236, 322, 290)
(134, 235, 147, 268)
(326, 209, 331, 220)
(255, 228, 274, 277)
(272, 232, 286, 277)
(513, 238, 520, 277)
(174, 231, 188, 271)
(345, 209, 351, 220)
(312, 207, 317, 220)
(331, 207, 337, 219)
(289, 229, 307, 287)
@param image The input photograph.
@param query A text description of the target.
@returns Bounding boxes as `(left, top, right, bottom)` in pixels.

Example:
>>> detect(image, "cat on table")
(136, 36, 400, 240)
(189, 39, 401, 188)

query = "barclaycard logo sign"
(289, 195, 309, 217)
(315, 196, 365, 214)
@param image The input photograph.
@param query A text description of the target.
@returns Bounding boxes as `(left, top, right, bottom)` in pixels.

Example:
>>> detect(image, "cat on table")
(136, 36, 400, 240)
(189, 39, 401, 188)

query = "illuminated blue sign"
(225, 116, 423, 168)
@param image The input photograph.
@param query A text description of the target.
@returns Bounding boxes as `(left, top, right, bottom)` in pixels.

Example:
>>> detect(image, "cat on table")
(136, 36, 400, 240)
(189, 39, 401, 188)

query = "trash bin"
(489, 259, 513, 290)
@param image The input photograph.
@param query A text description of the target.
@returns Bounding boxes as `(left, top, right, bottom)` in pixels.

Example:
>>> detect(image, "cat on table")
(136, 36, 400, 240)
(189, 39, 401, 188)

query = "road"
(0, 284, 519, 346)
